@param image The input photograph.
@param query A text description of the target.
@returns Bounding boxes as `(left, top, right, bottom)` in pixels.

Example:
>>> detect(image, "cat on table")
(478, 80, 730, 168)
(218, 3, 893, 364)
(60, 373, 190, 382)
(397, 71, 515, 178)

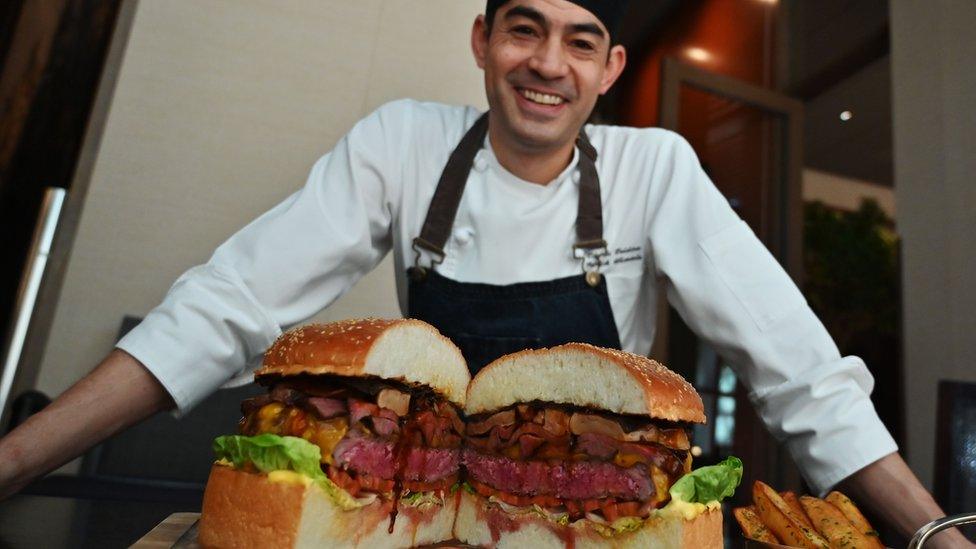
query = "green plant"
(803, 199, 899, 350)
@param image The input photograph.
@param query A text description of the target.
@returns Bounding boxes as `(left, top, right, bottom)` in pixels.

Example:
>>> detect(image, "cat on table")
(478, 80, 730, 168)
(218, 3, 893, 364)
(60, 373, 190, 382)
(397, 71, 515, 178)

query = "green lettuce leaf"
(669, 456, 743, 504)
(401, 490, 445, 508)
(212, 434, 361, 509)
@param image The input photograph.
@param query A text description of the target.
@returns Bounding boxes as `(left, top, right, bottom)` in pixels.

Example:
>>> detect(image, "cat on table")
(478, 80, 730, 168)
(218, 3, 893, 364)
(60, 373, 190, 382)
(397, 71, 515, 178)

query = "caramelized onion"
(623, 426, 690, 450)
(377, 388, 411, 416)
(569, 413, 626, 439)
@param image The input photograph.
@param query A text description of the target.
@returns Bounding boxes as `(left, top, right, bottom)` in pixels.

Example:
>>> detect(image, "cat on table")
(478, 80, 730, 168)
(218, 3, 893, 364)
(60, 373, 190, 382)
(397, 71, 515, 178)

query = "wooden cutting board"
(131, 513, 475, 548)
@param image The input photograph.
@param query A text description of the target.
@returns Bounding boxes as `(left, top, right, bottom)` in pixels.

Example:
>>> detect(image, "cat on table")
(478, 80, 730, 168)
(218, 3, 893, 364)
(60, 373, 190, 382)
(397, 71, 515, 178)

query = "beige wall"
(891, 0, 976, 488)
(36, 0, 486, 397)
(802, 168, 895, 218)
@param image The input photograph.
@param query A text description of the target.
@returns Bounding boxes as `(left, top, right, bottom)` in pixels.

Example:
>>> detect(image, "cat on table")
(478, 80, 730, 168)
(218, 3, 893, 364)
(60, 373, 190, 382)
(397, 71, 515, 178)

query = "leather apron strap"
(411, 112, 608, 285)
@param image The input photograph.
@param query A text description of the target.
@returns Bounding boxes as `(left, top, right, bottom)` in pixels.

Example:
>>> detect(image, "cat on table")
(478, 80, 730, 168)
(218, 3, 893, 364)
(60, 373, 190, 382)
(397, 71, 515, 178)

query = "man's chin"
(506, 120, 577, 152)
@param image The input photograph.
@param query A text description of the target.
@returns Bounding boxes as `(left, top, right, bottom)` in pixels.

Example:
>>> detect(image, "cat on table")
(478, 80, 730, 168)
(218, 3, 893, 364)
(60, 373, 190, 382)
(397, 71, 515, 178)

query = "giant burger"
(454, 343, 742, 548)
(198, 318, 470, 548)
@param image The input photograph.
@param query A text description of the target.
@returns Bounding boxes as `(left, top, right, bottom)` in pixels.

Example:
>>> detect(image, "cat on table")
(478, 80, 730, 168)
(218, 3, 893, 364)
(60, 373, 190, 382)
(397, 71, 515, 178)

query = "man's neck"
(487, 125, 577, 186)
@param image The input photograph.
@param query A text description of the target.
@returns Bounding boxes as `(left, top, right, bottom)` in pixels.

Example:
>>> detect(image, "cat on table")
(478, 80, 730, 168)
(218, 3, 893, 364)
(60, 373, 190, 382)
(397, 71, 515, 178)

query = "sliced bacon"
(376, 407, 400, 423)
(542, 408, 570, 436)
(517, 434, 546, 458)
(467, 409, 516, 436)
(617, 442, 685, 475)
(437, 401, 466, 436)
(348, 398, 379, 424)
(415, 410, 438, 445)
(269, 386, 304, 406)
(575, 432, 618, 460)
(302, 397, 346, 420)
(623, 425, 690, 450)
(487, 423, 517, 452)
(509, 422, 550, 441)
(371, 415, 400, 437)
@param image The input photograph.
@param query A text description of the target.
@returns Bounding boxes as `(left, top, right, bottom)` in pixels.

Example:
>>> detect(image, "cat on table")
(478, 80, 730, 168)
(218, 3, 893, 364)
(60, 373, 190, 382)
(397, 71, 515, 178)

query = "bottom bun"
(453, 490, 723, 549)
(198, 465, 457, 549)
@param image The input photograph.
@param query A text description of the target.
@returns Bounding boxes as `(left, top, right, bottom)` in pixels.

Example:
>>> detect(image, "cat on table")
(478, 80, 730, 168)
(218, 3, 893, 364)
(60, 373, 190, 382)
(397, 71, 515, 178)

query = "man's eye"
(571, 39, 595, 51)
(511, 25, 538, 37)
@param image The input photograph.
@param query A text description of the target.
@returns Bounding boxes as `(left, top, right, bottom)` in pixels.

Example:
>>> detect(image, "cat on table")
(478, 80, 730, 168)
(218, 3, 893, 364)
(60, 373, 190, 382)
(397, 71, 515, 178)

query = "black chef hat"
(485, 0, 628, 42)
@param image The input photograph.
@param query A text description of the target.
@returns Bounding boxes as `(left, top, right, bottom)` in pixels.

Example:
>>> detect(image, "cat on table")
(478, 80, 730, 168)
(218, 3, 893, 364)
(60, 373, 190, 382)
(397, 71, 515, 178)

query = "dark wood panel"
(0, 0, 122, 345)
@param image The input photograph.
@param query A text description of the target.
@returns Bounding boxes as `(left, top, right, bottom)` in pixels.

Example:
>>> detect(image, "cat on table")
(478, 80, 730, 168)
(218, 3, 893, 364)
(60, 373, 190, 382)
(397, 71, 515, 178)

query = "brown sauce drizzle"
(387, 418, 414, 532)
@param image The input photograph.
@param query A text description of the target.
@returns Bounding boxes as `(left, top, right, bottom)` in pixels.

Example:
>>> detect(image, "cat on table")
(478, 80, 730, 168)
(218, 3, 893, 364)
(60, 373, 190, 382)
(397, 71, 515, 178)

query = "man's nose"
(527, 38, 569, 80)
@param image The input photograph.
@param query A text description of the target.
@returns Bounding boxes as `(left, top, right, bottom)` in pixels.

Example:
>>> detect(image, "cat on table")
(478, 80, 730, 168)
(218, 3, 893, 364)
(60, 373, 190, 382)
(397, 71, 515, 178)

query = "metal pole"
(0, 187, 66, 420)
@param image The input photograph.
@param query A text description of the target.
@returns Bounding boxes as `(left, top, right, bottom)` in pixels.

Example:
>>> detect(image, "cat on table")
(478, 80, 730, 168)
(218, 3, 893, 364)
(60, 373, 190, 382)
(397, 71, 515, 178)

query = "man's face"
(472, 0, 626, 153)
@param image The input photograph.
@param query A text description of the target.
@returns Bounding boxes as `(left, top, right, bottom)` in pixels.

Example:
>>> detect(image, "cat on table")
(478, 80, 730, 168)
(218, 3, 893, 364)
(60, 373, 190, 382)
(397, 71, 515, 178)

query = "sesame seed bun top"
(465, 343, 705, 423)
(256, 318, 470, 406)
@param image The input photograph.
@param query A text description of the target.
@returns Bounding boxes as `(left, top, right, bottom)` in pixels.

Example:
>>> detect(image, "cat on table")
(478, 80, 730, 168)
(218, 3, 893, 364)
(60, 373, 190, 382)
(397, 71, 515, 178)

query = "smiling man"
(476, 0, 626, 182)
(0, 1, 970, 547)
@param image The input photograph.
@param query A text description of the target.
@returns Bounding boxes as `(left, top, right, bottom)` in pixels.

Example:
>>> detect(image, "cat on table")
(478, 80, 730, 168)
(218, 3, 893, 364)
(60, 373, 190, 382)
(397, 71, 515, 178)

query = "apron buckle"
(411, 237, 445, 281)
(573, 240, 608, 287)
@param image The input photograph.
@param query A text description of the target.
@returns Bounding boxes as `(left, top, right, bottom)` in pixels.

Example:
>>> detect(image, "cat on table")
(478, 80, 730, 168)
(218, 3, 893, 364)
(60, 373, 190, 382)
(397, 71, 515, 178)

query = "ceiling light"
(685, 47, 712, 63)
(839, 110, 853, 121)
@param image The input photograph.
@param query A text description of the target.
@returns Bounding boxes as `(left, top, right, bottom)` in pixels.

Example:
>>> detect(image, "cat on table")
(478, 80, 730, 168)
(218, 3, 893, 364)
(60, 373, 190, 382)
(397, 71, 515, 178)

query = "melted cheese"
(308, 418, 348, 464)
(267, 470, 312, 487)
(256, 402, 285, 433)
(657, 499, 721, 521)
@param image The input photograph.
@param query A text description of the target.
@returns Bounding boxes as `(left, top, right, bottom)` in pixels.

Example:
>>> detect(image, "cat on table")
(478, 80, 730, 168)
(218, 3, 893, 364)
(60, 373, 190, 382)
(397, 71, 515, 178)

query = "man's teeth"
(520, 89, 564, 106)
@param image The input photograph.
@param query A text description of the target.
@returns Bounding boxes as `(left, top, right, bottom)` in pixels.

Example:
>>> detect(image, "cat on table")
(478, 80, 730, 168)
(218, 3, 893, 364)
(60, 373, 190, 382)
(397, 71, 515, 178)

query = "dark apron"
(407, 113, 621, 374)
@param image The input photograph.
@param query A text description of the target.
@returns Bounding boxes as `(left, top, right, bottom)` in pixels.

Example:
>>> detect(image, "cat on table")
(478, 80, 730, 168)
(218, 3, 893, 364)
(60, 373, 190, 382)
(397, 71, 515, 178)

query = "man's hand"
(0, 349, 174, 499)
(839, 452, 976, 548)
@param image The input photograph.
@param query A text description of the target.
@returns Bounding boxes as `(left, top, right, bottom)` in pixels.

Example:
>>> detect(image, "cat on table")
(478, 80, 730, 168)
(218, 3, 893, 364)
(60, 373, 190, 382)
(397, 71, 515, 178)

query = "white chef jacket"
(117, 99, 897, 494)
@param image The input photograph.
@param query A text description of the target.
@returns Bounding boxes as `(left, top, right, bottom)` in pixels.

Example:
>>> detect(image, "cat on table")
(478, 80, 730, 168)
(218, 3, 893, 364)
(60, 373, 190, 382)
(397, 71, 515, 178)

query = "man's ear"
(471, 14, 488, 70)
(599, 44, 627, 95)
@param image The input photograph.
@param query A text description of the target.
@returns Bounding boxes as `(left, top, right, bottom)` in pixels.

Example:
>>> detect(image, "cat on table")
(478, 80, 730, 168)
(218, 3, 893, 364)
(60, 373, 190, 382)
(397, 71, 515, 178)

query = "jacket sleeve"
(116, 101, 412, 415)
(646, 132, 898, 494)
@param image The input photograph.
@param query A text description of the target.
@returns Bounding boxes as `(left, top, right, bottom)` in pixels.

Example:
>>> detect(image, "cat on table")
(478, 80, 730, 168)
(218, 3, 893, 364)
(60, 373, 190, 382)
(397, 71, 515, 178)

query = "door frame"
(654, 57, 805, 490)
(652, 56, 805, 359)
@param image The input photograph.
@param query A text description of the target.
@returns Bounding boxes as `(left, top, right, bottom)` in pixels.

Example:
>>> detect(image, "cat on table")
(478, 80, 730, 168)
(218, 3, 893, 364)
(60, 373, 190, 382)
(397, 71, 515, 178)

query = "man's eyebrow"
(503, 5, 548, 28)
(502, 5, 606, 41)
(569, 22, 606, 41)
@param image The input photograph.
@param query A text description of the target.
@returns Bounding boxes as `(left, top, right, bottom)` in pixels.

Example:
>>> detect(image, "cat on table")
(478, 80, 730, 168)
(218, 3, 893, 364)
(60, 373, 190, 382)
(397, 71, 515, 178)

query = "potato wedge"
(753, 481, 830, 548)
(825, 491, 884, 547)
(800, 495, 883, 549)
(735, 506, 780, 544)
(781, 491, 816, 531)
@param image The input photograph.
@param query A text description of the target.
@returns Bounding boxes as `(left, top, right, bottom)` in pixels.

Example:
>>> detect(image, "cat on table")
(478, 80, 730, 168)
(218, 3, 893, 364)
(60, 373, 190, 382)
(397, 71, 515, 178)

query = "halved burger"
(454, 343, 742, 548)
(198, 318, 470, 549)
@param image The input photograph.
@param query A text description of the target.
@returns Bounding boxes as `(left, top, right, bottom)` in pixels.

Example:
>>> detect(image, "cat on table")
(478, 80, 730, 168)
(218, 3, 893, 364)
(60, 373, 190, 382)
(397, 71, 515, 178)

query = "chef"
(0, 0, 969, 546)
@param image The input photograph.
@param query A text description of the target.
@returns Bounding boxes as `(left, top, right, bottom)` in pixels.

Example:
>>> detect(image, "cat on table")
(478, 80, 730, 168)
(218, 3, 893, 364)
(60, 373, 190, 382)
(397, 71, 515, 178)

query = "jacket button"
(473, 152, 488, 172)
(454, 227, 474, 245)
